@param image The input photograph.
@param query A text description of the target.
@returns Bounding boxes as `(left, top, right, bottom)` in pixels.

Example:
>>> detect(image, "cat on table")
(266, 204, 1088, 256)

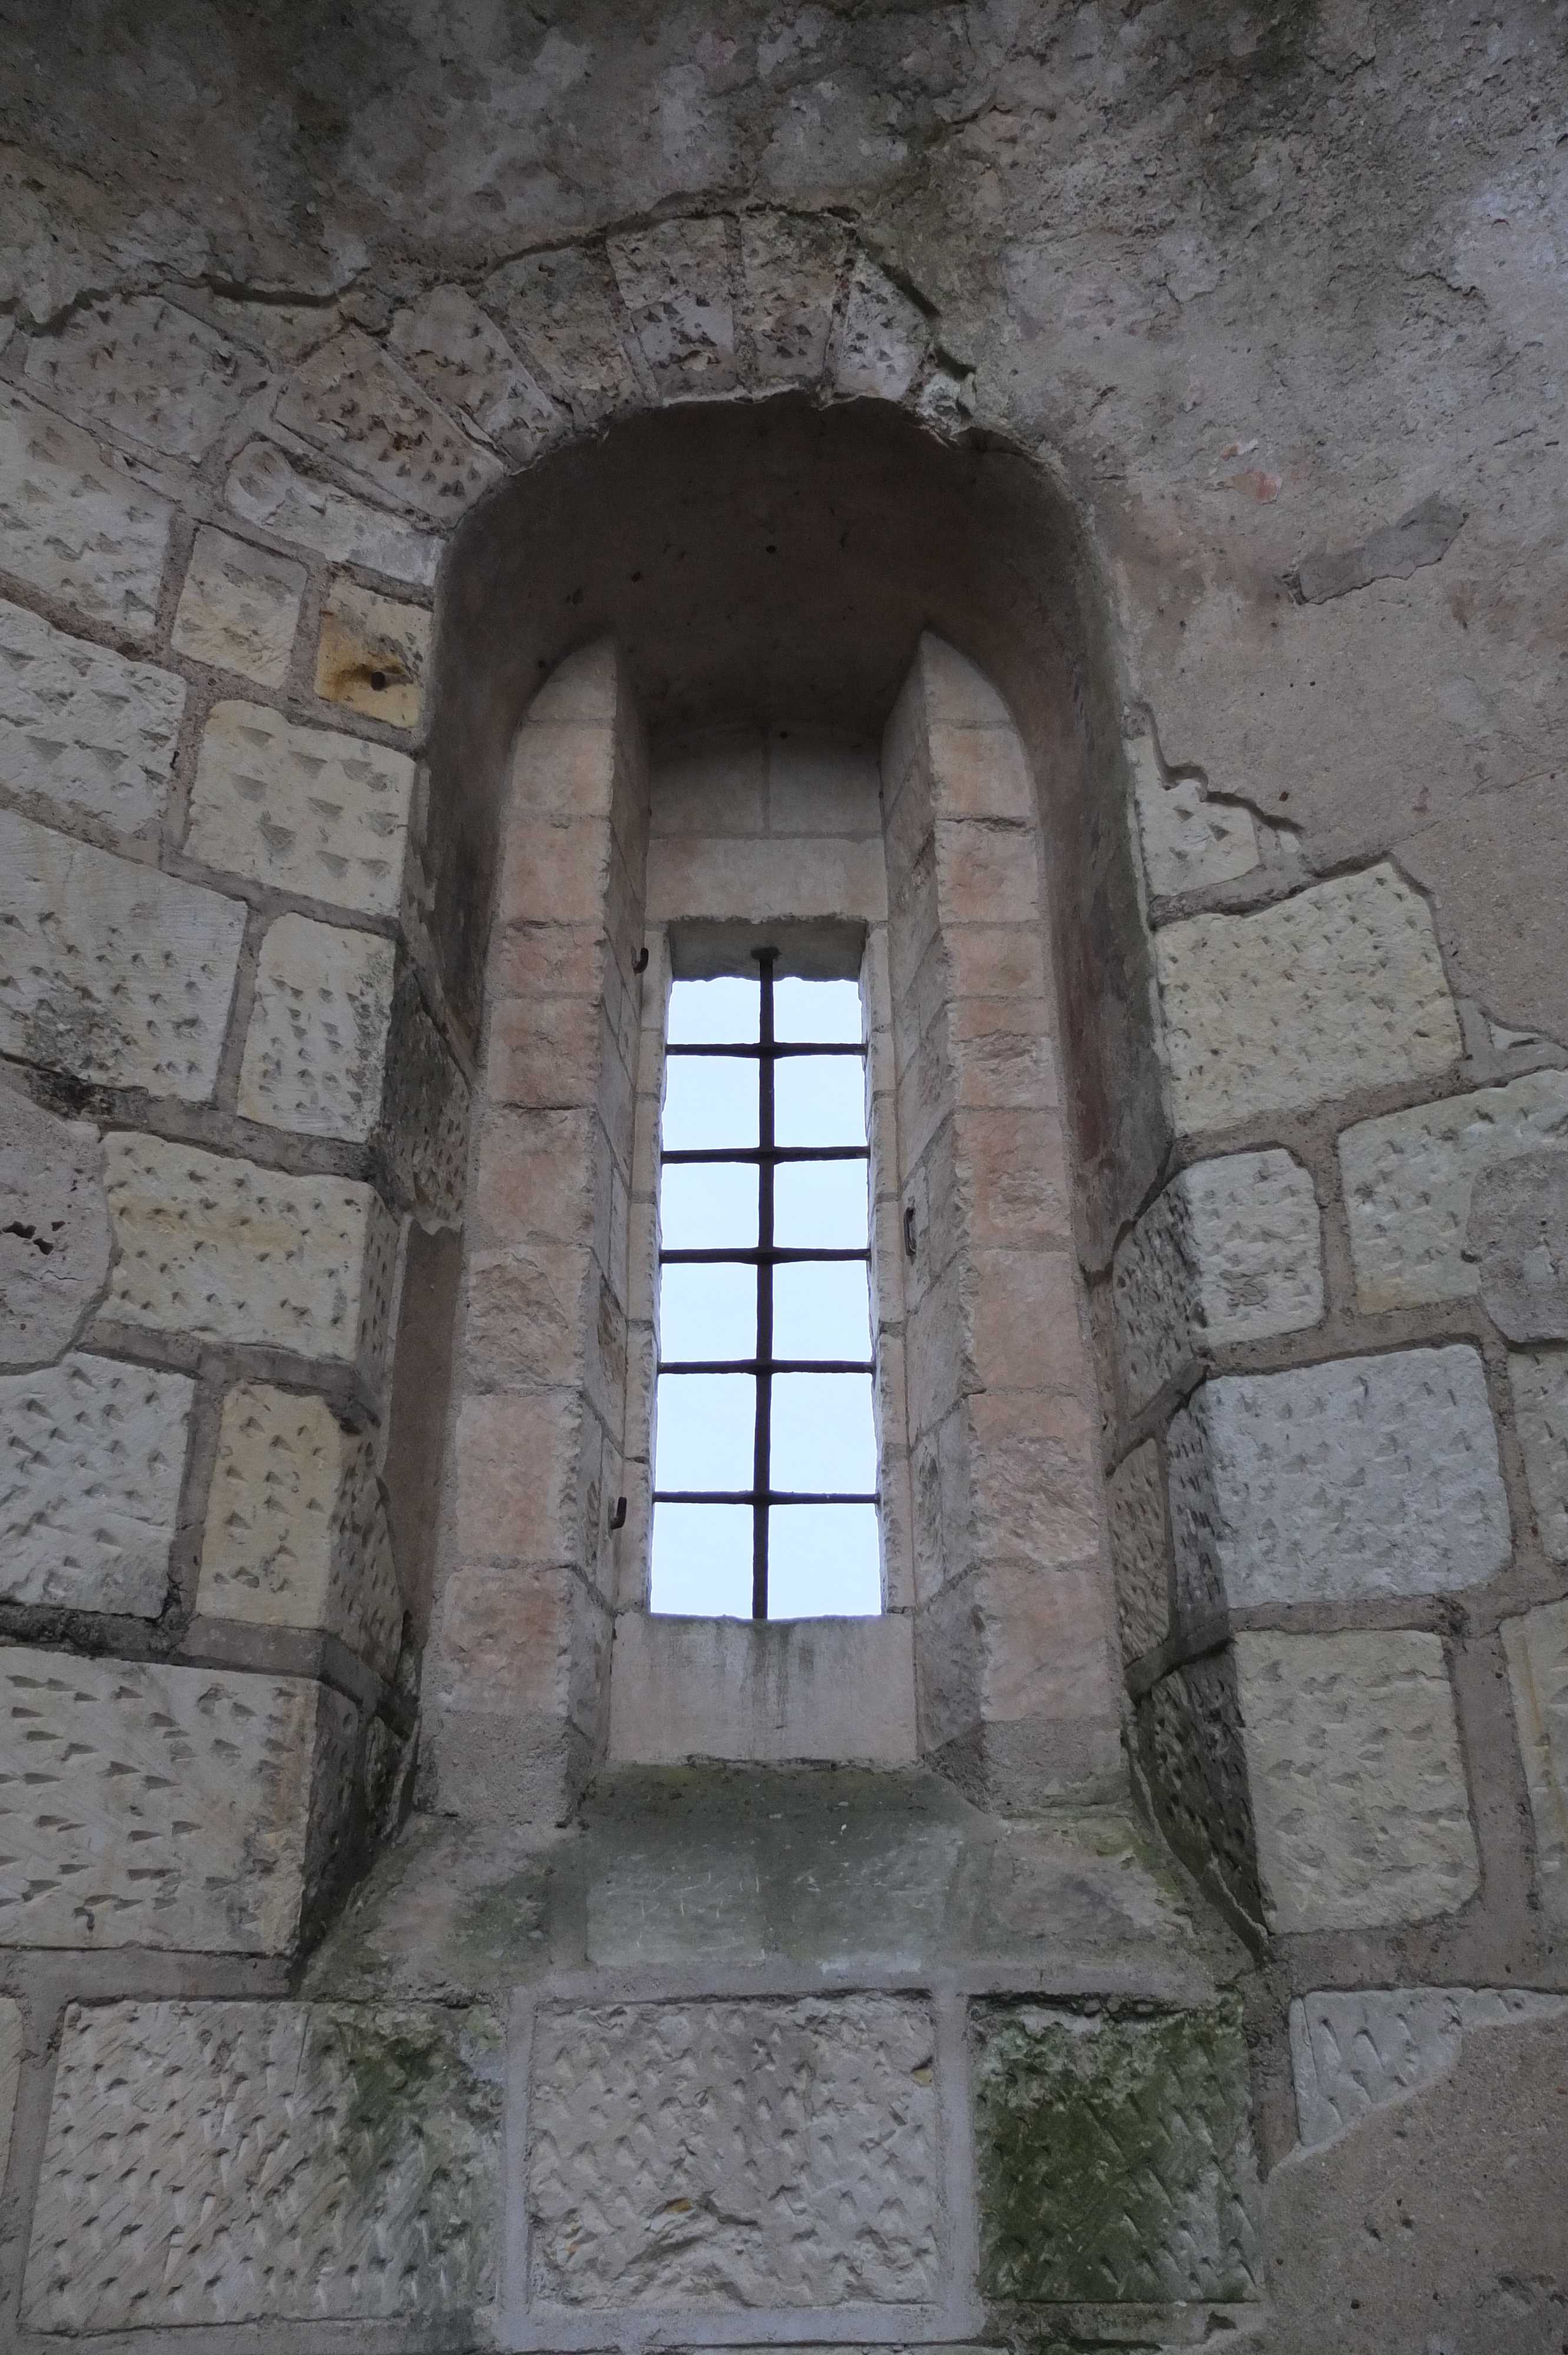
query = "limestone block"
(24, 1999, 501, 2329)
(225, 439, 441, 587)
(973, 1998, 1260, 2303)
(740, 210, 848, 380)
(0, 382, 174, 636)
(238, 914, 396, 1142)
(24, 294, 268, 459)
(482, 245, 640, 420)
(104, 1131, 398, 1372)
(375, 958, 470, 1220)
(1290, 1986, 1568, 2151)
(1340, 1072, 1568, 1311)
(1155, 865, 1460, 1136)
(1470, 1149, 1568, 1341)
(1168, 1346, 1509, 1616)
(0, 808, 245, 1099)
(1509, 1349, 1568, 1560)
(1501, 1598, 1568, 1920)
(0, 1351, 192, 1614)
(1235, 1630, 1479, 1933)
(0, 595, 185, 834)
(0, 1645, 354, 1948)
(1131, 740, 1260, 898)
(0, 1998, 18, 2188)
(314, 575, 430, 730)
(387, 282, 563, 460)
(832, 258, 928, 400)
(1135, 1651, 1264, 1929)
(526, 1994, 939, 2307)
(1112, 1150, 1323, 1412)
(171, 523, 305, 686)
(608, 1614, 918, 1766)
(185, 699, 415, 918)
(274, 327, 503, 523)
(1108, 1438, 1169, 1661)
(198, 1382, 402, 1672)
(609, 217, 738, 395)
(0, 1089, 111, 1366)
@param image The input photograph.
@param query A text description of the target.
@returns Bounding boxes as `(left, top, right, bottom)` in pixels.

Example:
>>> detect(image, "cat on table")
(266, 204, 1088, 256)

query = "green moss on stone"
(973, 1996, 1260, 2307)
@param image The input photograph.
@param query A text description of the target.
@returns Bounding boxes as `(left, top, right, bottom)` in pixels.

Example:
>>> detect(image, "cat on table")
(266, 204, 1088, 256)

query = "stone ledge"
(608, 1610, 919, 1767)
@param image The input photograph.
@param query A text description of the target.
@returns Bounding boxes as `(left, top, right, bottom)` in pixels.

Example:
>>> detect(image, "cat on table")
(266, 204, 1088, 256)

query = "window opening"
(650, 948, 880, 1620)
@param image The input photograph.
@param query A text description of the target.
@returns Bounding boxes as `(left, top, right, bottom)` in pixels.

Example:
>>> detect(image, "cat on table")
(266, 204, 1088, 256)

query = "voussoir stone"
(0, 595, 185, 835)
(225, 439, 441, 587)
(1155, 864, 1460, 1136)
(102, 1130, 398, 1372)
(1340, 1070, 1568, 1312)
(1112, 1149, 1323, 1413)
(22, 1998, 502, 2330)
(198, 1381, 402, 1674)
(0, 807, 245, 1099)
(274, 326, 503, 522)
(0, 382, 174, 638)
(481, 244, 640, 421)
(388, 283, 563, 461)
(832, 257, 928, 400)
(0, 1351, 192, 1615)
(609, 216, 738, 396)
(1501, 1598, 1568, 1922)
(1507, 1348, 1568, 1561)
(0, 1645, 356, 1949)
(237, 913, 397, 1142)
(185, 699, 416, 917)
(1290, 1986, 1568, 2151)
(24, 293, 269, 460)
(526, 1994, 940, 2308)
(740, 210, 848, 381)
(171, 523, 306, 687)
(1235, 1629, 1479, 1934)
(1168, 1346, 1510, 1618)
(0, 1087, 110, 1365)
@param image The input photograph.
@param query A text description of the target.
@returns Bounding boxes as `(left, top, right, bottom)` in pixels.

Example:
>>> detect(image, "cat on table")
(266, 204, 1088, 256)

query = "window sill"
(607, 1610, 917, 1766)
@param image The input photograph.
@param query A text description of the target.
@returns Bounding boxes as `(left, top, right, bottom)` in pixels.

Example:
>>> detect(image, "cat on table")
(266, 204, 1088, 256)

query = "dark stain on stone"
(1288, 494, 1467, 604)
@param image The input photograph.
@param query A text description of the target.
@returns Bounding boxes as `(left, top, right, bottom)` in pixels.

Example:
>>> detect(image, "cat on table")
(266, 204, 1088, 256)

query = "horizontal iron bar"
(665, 1041, 865, 1058)
(659, 1358, 875, 1375)
(660, 1246, 869, 1265)
(653, 1491, 881, 1506)
(662, 1145, 868, 1164)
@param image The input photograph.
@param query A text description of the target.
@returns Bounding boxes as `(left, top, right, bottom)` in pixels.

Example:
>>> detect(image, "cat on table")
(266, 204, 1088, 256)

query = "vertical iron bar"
(752, 947, 777, 1619)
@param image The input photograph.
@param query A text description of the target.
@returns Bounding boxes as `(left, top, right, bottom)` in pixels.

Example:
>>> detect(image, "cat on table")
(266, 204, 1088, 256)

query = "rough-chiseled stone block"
(0, 1089, 111, 1367)
(1155, 865, 1460, 1136)
(526, 1995, 939, 2308)
(973, 1998, 1260, 2303)
(1112, 1149, 1323, 1412)
(238, 914, 396, 1142)
(1340, 1073, 1568, 1312)
(1235, 1630, 1479, 1933)
(1501, 1598, 1568, 1921)
(198, 1382, 402, 1673)
(375, 959, 470, 1220)
(1470, 1149, 1568, 1341)
(1107, 1437, 1170, 1661)
(609, 216, 738, 394)
(0, 595, 185, 835)
(104, 1132, 398, 1372)
(1131, 742, 1260, 899)
(0, 1646, 354, 1949)
(1290, 1986, 1568, 2151)
(225, 440, 441, 587)
(832, 258, 928, 399)
(185, 699, 415, 918)
(314, 575, 430, 731)
(0, 382, 174, 637)
(0, 1351, 192, 1615)
(0, 808, 245, 1099)
(24, 294, 268, 460)
(388, 283, 562, 460)
(740, 210, 848, 380)
(172, 523, 305, 686)
(275, 327, 503, 522)
(482, 245, 640, 420)
(1509, 1349, 1568, 1560)
(1168, 1346, 1510, 1617)
(0, 1996, 18, 2185)
(1135, 1650, 1264, 1929)
(23, 1999, 501, 2330)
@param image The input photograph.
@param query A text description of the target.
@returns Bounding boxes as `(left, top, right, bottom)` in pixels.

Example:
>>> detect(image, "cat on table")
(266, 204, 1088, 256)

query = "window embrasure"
(650, 950, 881, 1620)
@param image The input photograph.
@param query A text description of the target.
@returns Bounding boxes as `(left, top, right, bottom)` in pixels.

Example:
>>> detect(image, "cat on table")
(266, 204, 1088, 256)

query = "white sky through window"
(649, 971, 881, 1620)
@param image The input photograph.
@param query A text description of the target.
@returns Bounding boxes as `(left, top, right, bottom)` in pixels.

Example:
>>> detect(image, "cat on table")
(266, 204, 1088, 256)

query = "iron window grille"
(653, 946, 877, 1620)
